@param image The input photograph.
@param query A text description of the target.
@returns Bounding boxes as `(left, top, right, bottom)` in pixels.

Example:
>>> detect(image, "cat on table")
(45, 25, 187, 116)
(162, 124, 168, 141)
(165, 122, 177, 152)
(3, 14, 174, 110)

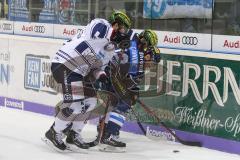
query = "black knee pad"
(61, 107, 74, 118)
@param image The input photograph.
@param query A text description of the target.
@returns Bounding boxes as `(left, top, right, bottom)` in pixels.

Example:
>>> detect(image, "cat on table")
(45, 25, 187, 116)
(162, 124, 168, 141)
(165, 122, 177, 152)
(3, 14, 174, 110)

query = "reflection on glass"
(214, 0, 240, 35)
(0, 0, 8, 19)
(1, 0, 240, 36)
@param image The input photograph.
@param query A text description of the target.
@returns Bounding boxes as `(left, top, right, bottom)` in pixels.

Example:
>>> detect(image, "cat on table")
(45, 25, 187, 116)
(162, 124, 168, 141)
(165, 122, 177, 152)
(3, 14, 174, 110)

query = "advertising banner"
(1, 34, 240, 153)
(0, 20, 13, 34)
(143, 0, 213, 19)
(212, 35, 240, 54)
(6, 35, 62, 106)
(53, 24, 84, 39)
(0, 37, 10, 95)
(24, 54, 60, 94)
(135, 53, 240, 142)
(4, 97, 24, 110)
(157, 31, 211, 51)
(14, 21, 54, 37)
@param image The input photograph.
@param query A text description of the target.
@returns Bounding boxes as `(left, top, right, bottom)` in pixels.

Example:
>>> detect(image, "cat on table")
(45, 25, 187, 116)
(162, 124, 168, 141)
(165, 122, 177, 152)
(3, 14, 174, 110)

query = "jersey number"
(91, 23, 108, 38)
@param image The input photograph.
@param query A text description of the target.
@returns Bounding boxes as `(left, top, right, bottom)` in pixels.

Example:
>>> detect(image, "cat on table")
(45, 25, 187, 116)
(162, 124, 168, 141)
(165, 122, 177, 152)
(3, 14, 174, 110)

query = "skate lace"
(55, 132, 65, 144)
(111, 135, 121, 142)
(74, 133, 84, 144)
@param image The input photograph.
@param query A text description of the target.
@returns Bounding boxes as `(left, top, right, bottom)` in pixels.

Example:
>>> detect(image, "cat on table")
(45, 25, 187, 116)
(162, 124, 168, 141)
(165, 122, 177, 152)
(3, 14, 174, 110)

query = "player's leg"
(99, 100, 129, 152)
(65, 76, 98, 149)
(44, 63, 88, 150)
(65, 98, 97, 150)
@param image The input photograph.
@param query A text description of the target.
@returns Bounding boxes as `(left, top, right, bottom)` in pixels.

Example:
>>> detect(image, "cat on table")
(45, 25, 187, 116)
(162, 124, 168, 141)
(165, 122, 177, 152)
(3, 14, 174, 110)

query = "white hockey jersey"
(70, 18, 113, 42)
(52, 38, 115, 77)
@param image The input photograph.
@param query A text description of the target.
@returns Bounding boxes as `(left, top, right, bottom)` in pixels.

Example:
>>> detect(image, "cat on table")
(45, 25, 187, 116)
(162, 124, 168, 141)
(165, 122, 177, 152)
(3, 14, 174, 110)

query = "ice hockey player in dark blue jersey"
(98, 29, 161, 152)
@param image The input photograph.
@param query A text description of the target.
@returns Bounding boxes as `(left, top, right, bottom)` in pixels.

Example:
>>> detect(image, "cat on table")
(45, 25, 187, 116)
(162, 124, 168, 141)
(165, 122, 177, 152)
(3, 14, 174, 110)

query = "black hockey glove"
(128, 86, 140, 106)
(111, 31, 130, 47)
(119, 40, 131, 50)
(94, 74, 111, 91)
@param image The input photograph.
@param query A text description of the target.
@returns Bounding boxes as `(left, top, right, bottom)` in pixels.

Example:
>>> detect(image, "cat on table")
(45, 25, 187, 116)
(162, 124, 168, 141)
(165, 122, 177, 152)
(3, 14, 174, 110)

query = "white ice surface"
(0, 107, 239, 160)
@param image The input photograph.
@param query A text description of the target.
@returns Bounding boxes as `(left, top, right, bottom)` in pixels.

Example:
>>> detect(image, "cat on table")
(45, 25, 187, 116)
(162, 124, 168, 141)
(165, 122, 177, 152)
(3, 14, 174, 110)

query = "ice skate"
(42, 126, 67, 152)
(99, 131, 126, 153)
(65, 130, 90, 152)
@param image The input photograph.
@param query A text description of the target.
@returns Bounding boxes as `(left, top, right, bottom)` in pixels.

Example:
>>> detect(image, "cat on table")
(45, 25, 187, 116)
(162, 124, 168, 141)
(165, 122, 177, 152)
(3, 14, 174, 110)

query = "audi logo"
(34, 26, 45, 33)
(182, 36, 198, 45)
(2, 23, 12, 30)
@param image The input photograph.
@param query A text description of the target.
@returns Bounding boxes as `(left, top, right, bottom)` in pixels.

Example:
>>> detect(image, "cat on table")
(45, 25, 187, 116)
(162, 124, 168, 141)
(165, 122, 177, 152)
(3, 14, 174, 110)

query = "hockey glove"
(119, 40, 131, 50)
(95, 73, 111, 91)
(128, 86, 139, 106)
(111, 31, 130, 46)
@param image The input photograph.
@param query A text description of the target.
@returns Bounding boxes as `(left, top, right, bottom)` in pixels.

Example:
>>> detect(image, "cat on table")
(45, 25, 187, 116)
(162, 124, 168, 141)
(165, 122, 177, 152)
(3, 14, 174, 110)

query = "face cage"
(117, 24, 130, 34)
(144, 47, 160, 63)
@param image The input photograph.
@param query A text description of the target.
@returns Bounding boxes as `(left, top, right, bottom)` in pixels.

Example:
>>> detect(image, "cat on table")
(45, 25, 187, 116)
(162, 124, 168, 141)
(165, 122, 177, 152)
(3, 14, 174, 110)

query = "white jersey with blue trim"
(68, 18, 113, 43)
(52, 38, 115, 77)
(83, 18, 113, 39)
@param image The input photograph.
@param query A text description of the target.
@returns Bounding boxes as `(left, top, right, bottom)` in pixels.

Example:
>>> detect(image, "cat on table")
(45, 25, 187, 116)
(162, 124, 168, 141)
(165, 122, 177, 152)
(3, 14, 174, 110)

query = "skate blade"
(98, 144, 126, 153)
(41, 137, 71, 153)
(65, 143, 88, 154)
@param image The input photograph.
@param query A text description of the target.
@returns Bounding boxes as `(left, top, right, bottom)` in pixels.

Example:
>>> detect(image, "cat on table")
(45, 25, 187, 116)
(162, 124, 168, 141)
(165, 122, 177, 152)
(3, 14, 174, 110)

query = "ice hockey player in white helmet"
(43, 37, 117, 152)
(43, 10, 132, 152)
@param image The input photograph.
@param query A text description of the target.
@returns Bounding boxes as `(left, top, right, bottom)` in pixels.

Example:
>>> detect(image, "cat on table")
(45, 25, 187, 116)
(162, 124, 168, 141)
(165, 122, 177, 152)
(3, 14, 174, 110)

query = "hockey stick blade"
(137, 99, 202, 147)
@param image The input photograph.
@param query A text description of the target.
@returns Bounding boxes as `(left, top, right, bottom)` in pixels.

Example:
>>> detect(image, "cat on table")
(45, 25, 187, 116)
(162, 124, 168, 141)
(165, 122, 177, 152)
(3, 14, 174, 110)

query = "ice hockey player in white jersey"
(43, 38, 116, 152)
(67, 10, 132, 44)
(43, 10, 132, 152)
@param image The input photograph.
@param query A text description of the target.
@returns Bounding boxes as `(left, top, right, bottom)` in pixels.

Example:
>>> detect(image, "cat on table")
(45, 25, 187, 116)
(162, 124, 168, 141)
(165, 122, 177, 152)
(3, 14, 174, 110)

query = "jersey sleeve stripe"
(58, 50, 80, 66)
(56, 52, 78, 69)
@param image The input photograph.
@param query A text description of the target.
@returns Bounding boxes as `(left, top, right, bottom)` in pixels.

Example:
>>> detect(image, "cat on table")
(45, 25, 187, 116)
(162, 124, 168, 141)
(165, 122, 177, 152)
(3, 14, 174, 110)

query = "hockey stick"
(98, 96, 110, 143)
(136, 99, 202, 147)
(86, 94, 111, 147)
(129, 108, 147, 135)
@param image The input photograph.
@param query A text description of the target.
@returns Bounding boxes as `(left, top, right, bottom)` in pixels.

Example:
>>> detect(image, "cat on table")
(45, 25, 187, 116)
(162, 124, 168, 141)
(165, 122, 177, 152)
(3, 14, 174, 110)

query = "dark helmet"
(138, 29, 158, 47)
(109, 10, 131, 29)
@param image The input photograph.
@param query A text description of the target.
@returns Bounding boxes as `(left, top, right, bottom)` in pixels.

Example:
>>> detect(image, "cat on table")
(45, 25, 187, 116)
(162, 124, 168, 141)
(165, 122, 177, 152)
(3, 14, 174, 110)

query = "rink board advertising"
(24, 54, 60, 94)
(134, 54, 240, 142)
(1, 20, 240, 54)
(0, 30, 240, 154)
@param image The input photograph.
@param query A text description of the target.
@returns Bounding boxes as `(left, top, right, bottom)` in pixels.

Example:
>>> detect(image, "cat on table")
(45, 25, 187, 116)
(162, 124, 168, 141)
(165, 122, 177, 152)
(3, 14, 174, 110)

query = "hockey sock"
(106, 112, 125, 135)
